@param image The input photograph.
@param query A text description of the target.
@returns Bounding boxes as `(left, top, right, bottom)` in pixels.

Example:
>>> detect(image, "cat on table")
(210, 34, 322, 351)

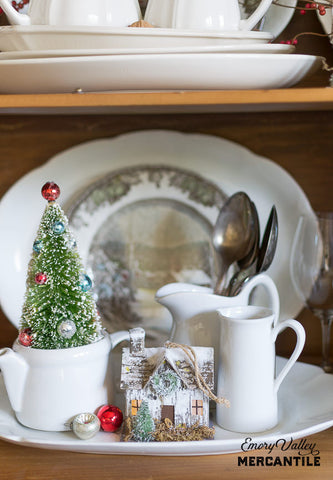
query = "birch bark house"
(120, 328, 214, 427)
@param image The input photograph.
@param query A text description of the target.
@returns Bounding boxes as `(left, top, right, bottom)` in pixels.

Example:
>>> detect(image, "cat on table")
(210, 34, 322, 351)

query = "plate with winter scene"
(0, 131, 317, 335)
(66, 165, 225, 344)
(0, 357, 332, 455)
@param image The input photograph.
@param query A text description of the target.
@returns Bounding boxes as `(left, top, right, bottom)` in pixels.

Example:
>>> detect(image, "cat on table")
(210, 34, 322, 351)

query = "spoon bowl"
(256, 205, 278, 274)
(226, 201, 260, 295)
(213, 192, 255, 295)
(231, 205, 278, 295)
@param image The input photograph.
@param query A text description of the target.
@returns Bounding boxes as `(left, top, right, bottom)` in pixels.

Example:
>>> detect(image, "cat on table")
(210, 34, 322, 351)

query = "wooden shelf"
(0, 87, 333, 114)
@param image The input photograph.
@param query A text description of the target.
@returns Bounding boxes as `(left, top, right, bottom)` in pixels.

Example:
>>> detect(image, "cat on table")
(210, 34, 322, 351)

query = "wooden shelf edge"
(0, 88, 333, 114)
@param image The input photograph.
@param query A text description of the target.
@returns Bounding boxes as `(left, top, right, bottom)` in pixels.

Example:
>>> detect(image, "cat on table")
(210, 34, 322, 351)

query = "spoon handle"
(214, 266, 229, 295)
(225, 266, 255, 296)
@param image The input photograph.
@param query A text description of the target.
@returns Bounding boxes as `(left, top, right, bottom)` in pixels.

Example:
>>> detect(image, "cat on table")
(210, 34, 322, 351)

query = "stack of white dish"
(0, 0, 323, 93)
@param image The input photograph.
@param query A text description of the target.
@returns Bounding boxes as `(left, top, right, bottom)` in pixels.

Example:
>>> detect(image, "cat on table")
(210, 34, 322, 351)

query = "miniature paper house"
(120, 328, 214, 427)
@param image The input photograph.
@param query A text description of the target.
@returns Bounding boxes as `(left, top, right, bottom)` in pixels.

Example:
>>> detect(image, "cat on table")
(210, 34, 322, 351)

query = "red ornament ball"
(41, 182, 60, 202)
(97, 405, 123, 432)
(19, 328, 33, 347)
(35, 272, 48, 285)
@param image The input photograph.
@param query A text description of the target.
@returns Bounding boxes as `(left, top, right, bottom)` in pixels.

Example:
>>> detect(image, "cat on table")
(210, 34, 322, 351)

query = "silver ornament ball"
(57, 319, 76, 339)
(72, 413, 100, 440)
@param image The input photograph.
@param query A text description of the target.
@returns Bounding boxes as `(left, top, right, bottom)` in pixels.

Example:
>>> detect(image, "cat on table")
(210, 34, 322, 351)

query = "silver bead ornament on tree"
(57, 319, 77, 339)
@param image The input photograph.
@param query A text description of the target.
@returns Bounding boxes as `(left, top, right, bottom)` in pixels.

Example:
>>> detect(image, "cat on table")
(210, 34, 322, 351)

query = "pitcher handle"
(238, 273, 280, 324)
(240, 0, 273, 31)
(109, 330, 130, 349)
(0, 0, 31, 25)
(272, 319, 306, 394)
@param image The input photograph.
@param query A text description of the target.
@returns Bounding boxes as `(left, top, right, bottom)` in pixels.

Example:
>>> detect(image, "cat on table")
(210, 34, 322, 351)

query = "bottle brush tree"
(19, 182, 103, 350)
(132, 401, 155, 442)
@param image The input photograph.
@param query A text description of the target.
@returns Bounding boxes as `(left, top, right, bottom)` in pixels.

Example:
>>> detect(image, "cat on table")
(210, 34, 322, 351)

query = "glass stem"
(316, 310, 333, 373)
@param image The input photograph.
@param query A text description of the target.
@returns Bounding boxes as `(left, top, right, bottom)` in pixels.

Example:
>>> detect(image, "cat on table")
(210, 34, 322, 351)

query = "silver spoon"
(231, 205, 278, 295)
(225, 201, 260, 295)
(213, 192, 255, 295)
(256, 205, 278, 274)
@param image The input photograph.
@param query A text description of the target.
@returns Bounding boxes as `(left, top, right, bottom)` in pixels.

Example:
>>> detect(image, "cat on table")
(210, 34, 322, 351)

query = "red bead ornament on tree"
(41, 182, 61, 202)
(19, 327, 33, 347)
(35, 272, 48, 285)
(97, 405, 123, 432)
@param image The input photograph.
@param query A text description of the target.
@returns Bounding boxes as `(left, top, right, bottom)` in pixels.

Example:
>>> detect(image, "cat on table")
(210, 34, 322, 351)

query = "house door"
(161, 405, 174, 423)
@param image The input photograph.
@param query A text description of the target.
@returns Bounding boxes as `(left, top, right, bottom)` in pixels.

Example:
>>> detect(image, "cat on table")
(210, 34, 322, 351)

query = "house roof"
(120, 343, 214, 392)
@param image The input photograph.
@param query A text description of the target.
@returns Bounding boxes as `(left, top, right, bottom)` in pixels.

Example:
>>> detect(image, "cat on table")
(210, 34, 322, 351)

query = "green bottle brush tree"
(19, 181, 102, 350)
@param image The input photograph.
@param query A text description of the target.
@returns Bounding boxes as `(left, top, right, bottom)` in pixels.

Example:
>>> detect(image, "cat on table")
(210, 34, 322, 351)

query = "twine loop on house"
(165, 341, 230, 407)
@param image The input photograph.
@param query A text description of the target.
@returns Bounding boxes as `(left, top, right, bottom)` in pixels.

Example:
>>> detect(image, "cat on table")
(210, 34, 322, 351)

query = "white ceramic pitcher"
(144, 0, 274, 31)
(216, 305, 305, 433)
(0, 330, 129, 431)
(0, 0, 142, 26)
(155, 273, 280, 347)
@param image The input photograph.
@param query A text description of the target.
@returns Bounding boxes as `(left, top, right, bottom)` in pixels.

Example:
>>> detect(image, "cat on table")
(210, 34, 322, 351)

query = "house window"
(191, 399, 203, 416)
(131, 399, 142, 416)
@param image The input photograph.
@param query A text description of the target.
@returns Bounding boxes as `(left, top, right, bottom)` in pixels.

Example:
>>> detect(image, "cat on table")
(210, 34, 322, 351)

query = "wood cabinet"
(0, 7, 332, 480)
(0, 8, 332, 364)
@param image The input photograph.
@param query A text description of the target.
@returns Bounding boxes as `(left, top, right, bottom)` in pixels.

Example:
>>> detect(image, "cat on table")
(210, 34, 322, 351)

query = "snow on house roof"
(120, 340, 214, 392)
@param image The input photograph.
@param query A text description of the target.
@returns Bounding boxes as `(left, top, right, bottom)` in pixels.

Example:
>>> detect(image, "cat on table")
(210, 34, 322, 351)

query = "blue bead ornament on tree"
(52, 221, 65, 235)
(80, 274, 93, 292)
(33, 240, 43, 254)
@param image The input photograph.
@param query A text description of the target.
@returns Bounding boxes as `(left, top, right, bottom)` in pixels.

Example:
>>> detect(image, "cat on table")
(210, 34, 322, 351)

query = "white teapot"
(144, 0, 274, 31)
(0, 330, 129, 431)
(0, 0, 142, 27)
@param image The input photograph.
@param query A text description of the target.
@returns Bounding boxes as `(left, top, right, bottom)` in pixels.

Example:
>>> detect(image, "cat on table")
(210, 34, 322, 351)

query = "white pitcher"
(216, 305, 305, 433)
(156, 273, 280, 347)
(0, 0, 142, 27)
(144, 0, 274, 31)
(155, 273, 280, 383)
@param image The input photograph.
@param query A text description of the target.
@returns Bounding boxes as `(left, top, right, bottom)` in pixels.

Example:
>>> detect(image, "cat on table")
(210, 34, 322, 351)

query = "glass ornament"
(80, 274, 92, 292)
(35, 272, 48, 285)
(57, 319, 77, 339)
(33, 240, 43, 254)
(19, 327, 33, 347)
(41, 182, 60, 202)
(97, 405, 123, 432)
(52, 221, 65, 235)
(71, 413, 101, 440)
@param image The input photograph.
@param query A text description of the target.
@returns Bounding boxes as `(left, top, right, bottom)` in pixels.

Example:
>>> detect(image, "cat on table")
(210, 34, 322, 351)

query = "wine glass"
(290, 211, 333, 373)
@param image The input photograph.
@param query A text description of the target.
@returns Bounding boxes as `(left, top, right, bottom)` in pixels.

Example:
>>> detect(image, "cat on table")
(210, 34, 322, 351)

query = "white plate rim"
(0, 43, 295, 60)
(0, 24, 274, 39)
(0, 51, 316, 65)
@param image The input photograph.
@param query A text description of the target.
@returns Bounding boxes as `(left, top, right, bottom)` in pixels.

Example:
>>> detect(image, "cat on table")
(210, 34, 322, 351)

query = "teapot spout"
(0, 348, 28, 412)
(0, 0, 31, 25)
